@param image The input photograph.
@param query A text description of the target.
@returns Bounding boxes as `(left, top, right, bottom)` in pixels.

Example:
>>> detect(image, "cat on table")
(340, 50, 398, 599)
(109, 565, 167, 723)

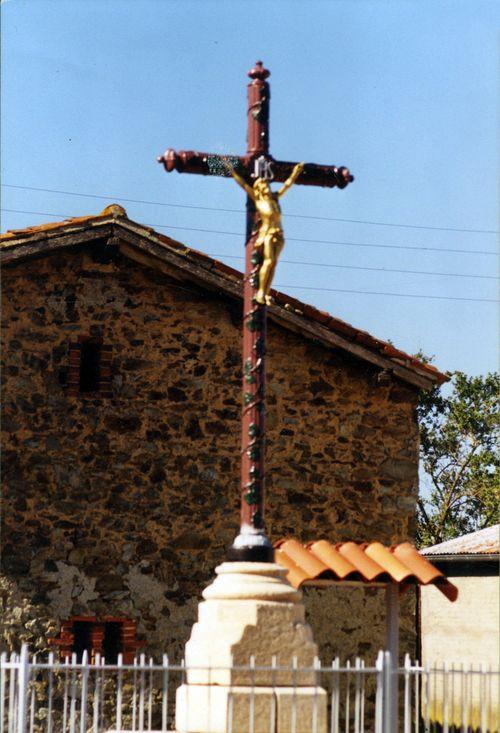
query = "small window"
(72, 620, 93, 663)
(51, 617, 140, 663)
(66, 338, 112, 397)
(79, 339, 102, 393)
(103, 622, 123, 664)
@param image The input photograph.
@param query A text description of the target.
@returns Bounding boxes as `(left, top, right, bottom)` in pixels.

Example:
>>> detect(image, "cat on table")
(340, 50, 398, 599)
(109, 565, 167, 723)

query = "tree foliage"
(416, 369, 499, 548)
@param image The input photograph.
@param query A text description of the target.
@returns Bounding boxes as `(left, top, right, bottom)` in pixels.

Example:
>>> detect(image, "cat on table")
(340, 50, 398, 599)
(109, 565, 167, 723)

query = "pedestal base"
(176, 562, 326, 732)
(183, 563, 318, 686)
(176, 684, 327, 733)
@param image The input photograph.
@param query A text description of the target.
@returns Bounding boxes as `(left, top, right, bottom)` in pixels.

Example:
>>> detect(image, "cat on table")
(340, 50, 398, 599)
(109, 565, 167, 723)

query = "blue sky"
(2, 0, 498, 377)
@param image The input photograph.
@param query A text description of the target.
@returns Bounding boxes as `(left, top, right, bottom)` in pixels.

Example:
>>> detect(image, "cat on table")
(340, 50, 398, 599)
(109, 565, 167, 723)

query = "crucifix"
(158, 61, 353, 563)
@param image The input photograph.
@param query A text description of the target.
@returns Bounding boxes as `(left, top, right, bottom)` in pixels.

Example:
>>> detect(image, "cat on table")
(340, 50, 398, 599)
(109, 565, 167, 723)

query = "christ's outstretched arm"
(277, 162, 305, 198)
(224, 162, 256, 200)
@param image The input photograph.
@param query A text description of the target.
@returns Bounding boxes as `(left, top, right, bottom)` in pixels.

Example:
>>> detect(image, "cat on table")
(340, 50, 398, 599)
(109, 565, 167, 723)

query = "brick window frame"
(66, 336, 112, 398)
(50, 616, 140, 663)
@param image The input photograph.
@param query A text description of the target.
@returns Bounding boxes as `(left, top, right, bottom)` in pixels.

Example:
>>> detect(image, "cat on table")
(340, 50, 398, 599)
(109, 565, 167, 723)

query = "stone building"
(0, 205, 446, 662)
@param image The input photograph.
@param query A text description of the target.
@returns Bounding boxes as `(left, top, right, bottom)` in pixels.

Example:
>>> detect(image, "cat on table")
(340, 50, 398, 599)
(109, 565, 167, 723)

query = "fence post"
(16, 645, 30, 733)
(383, 651, 390, 733)
(375, 651, 384, 733)
(385, 583, 399, 733)
(382, 650, 400, 733)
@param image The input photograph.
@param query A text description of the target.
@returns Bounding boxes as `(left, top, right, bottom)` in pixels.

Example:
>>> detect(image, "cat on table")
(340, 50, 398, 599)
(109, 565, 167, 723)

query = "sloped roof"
(0, 205, 447, 389)
(275, 538, 458, 601)
(421, 525, 500, 557)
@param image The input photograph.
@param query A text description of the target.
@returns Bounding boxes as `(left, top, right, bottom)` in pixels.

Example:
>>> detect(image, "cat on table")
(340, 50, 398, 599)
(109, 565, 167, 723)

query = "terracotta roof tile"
(353, 330, 376, 347)
(364, 541, 413, 583)
(309, 309, 332, 326)
(275, 539, 458, 601)
(212, 259, 241, 279)
(1, 207, 448, 386)
(336, 541, 388, 582)
(274, 292, 305, 314)
(156, 232, 185, 252)
(392, 542, 443, 583)
(275, 539, 330, 579)
(324, 317, 357, 340)
(307, 540, 360, 580)
(274, 549, 314, 589)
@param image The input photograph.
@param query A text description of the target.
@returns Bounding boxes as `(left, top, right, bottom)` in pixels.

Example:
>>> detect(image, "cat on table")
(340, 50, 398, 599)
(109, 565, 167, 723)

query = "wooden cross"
(158, 61, 353, 562)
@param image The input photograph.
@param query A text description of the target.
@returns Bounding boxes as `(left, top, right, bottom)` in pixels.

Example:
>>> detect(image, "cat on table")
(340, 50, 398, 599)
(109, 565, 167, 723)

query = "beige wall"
(421, 576, 499, 667)
(420, 575, 499, 728)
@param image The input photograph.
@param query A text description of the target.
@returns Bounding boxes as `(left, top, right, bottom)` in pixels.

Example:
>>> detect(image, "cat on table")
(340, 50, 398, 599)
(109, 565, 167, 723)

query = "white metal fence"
(1, 647, 498, 733)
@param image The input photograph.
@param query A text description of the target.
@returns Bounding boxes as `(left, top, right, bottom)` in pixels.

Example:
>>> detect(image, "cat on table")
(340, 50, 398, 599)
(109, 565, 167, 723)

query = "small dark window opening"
(71, 621, 122, 663)
(58, 367, 69, 387)
(53, 617, 137, 663)
(79, 340, 101, 393)
(72, 621, 93, 663)
(103, 622, 122, 664)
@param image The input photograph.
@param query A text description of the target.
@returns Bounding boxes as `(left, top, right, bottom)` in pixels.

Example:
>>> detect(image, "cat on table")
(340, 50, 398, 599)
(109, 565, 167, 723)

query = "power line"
(214, 253, 496, 280)
(277, 284, 498, 303)
(2, 182, 498, 235)
(1, 208, 497, 303)
(2, 208, 497, 257)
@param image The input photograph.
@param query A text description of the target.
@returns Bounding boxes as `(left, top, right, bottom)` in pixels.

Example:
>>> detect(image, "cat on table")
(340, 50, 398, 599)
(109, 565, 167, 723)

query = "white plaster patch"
(125, 564, 166, 617)
(125, 564, 198, 649)
(47, 563, 98, 616)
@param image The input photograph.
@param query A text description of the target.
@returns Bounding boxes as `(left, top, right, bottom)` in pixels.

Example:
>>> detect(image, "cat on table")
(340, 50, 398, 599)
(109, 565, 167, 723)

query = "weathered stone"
(380, 458, 415, 481)
(136, 539, 157, 555)
(185, 416, 203, 438)
(167, 386, 187, 402)
(2, 553, 30, 576)
(104, 415, 141, 432)
(173, 531, 211, 550)
(94, 574, 124, 593)
(68, 549, 86, 565)
(309, 377, 334, 395)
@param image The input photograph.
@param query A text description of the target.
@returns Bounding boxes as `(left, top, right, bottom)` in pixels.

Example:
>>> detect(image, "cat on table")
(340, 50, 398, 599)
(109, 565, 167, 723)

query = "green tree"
(416, 369, 499, 548)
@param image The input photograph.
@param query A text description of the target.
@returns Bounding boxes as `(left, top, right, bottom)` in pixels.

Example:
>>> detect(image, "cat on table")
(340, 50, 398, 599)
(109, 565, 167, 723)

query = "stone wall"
(1, 243, 419, 660)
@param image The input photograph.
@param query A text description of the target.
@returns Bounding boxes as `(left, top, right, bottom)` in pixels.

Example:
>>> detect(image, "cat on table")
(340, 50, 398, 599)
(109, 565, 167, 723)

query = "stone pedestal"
(175, 562, 327, 733)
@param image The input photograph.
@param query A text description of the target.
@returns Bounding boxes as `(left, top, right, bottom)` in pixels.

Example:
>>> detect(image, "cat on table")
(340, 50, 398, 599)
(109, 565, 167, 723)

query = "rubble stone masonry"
(1, 246, 419, 660)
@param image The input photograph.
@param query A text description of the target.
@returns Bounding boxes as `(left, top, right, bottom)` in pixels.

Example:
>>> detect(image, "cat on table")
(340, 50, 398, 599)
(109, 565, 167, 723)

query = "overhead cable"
(1, 208, 497, 303)
(2, 208, 497, 257)
(2, 183, 498, 235)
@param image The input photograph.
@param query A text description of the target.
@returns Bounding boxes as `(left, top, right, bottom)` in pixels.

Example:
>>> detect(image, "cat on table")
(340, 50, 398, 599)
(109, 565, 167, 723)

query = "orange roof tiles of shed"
(275, 539, 458, 601)
(0, 205, 447, 389)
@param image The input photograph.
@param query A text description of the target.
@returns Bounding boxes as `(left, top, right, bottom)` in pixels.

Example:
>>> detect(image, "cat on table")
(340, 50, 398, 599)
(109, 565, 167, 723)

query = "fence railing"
(1, 647, 498, 733)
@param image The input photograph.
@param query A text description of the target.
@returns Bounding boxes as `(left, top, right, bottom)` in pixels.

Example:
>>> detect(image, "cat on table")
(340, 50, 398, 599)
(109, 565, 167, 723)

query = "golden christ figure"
(228, 161, 305, 305)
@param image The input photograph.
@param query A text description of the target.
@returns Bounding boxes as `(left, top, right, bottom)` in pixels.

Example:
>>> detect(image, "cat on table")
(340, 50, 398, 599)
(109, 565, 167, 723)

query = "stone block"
(184, 564, 318, 686)
(275, 687, 327, 733)
(175, 684, 327, 733)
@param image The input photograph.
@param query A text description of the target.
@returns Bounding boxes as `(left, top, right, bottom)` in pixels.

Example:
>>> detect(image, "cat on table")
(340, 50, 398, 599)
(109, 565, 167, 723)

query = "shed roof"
(275, 538, 458, 600)
(421, 525, 500, 557)
(0, 205, 447, 390)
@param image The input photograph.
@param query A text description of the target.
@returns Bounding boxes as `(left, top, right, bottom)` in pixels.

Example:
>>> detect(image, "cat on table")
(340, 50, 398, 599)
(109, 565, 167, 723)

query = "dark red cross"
(158, 61, 353, 562)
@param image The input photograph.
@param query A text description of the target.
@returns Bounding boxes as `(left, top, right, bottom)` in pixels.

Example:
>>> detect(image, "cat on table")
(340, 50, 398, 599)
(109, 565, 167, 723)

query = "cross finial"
(248, 61, 270, 81)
